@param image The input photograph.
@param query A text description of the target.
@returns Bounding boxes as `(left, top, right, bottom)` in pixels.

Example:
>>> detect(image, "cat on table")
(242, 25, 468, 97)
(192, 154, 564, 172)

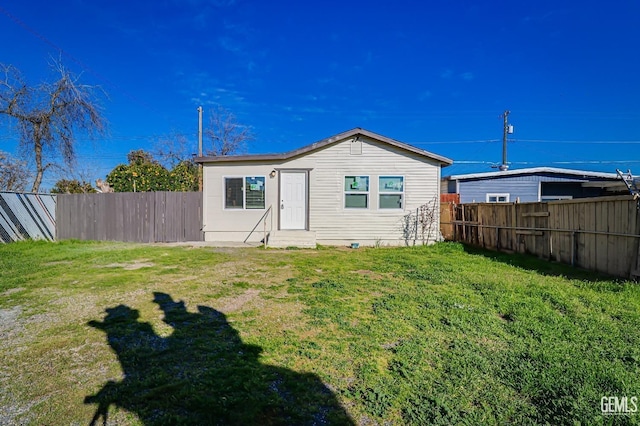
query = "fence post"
(461, 205, 466, 242)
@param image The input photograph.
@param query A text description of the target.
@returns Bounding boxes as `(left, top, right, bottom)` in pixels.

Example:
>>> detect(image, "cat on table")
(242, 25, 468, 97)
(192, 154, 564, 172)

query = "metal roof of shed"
(445, 167, 619, 181)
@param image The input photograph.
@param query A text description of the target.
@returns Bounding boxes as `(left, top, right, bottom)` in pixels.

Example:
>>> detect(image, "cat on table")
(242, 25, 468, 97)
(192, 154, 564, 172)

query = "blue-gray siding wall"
(459, 177, 538, 203)
(457, 174, 605, 203)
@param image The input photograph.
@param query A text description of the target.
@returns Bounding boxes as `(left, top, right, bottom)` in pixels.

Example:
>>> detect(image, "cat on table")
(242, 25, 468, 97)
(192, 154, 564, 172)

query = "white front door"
(280, 171, 307, 230)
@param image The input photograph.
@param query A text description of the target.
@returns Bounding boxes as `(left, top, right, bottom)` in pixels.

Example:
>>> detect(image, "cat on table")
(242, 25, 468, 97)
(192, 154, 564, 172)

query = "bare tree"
(0, 61, 106, 192)
(0, 151, 30, 191)
(204, 105, 253, 156)
(154, 131, 193, 169)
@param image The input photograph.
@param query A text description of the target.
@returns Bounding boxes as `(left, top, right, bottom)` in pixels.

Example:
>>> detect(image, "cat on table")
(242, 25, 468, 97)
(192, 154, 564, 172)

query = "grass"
(1, 240, 639, 425)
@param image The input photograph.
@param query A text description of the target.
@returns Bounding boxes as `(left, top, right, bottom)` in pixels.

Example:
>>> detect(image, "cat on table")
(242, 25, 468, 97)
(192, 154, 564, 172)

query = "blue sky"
(1, 0, 639, 189)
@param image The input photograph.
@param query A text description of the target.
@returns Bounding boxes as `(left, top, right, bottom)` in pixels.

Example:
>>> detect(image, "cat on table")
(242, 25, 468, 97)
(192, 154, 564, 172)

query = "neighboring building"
(195, 128, 452, 247)
(442, 167, 626, 204)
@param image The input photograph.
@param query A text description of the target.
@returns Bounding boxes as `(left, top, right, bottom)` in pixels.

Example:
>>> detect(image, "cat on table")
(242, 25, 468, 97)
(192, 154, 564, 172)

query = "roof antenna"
(616, 169, 640, 208)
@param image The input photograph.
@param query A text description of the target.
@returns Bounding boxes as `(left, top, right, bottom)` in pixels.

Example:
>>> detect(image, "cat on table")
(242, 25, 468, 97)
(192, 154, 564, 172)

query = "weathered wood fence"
(57, 192, 202, 243)
(441, 195, 640, 279)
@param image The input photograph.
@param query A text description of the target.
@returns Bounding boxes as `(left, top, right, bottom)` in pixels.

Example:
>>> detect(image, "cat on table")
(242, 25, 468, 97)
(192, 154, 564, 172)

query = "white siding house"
(196, 128, 452, 247)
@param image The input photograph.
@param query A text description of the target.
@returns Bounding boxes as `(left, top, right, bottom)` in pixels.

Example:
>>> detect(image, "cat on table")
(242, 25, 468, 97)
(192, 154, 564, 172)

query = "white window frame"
(378, 176, 405, 210)
(486, 193, 510, 203)
(223, 176, 266, 210)
(344, 175, 370, 209)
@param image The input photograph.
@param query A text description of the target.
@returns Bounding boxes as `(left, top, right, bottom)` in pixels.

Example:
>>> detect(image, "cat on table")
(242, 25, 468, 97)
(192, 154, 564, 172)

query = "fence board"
(628, 202, 639, 276)
(576, 202, 586, 268)
(56, 192, 202, 243)
(585, 202, 596, 271)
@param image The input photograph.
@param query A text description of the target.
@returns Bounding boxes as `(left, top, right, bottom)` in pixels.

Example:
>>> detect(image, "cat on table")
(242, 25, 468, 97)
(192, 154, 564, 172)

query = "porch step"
(268, 230, 317, 248)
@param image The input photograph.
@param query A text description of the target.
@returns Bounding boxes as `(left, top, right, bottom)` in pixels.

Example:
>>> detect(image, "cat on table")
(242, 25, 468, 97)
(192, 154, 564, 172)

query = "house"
(442, 167, 625, 204)
(195, 128, 452, 247)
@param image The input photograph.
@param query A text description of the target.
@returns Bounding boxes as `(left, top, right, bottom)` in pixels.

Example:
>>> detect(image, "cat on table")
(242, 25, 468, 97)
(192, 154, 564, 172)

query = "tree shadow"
(85, 292, 354, 425)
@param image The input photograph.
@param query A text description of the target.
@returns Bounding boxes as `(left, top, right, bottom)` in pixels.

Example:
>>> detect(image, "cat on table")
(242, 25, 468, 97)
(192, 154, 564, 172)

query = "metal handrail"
(243, 205, 273, 247)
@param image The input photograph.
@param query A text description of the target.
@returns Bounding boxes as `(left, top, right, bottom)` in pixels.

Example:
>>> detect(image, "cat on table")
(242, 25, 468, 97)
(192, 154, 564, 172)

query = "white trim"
(222, 175, 267, 211)
(486, 193, 510, 203)
(537, 181, 542, 202)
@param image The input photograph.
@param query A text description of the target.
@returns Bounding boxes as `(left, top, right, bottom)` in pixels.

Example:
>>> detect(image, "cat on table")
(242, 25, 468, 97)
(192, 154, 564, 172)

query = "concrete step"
(268, 230, 317, 248)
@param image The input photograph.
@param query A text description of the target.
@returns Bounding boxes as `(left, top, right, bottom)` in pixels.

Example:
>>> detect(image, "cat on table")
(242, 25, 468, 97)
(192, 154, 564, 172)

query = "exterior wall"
(202, 162, 280, 243)
(457, 174, 609, 204)
(458, 177, 540, 203)
(202, 136, 444, 245)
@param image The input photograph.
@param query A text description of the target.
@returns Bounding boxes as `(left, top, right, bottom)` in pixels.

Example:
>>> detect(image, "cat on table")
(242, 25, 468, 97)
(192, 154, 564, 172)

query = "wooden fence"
(57, 192, 202, 243)
(441, 195, 640, 279)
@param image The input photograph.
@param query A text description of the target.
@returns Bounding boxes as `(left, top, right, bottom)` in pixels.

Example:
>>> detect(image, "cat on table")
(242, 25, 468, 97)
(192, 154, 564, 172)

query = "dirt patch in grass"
(101, 260, 155, 270)
(217, 289, 261, 313)
(42, 261, 73, 267)
(1, 287, 26, 297)
(0, 306, 23, 341)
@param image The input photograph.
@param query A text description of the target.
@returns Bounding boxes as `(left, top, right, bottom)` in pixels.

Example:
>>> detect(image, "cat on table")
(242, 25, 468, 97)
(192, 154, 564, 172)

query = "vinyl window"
(379, 176, 404, 209)
(224, 176, 266, 209)
(486, 193, 509, 203)
(344, 176, 369, 208)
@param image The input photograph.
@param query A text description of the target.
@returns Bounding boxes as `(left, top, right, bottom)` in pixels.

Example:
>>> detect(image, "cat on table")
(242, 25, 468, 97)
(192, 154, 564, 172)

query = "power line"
(513, 139, 640, 144)
(451, 160, 640, 164)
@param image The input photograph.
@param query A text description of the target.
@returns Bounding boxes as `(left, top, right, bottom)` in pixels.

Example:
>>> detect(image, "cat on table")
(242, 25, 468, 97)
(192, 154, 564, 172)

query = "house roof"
(194, 128, 453, 166)
(445, 167, 619, 181)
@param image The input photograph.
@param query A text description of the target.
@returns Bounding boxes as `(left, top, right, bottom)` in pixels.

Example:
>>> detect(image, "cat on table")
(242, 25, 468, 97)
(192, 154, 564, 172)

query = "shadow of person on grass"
(85, 292, 353, 425)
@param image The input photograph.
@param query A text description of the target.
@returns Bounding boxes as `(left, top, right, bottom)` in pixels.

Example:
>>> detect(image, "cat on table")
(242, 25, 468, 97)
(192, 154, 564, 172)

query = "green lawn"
(0, 240, 639, 425)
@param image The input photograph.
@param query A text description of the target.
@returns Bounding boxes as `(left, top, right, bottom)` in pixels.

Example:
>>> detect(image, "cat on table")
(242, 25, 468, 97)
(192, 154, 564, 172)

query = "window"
(224, 176, 265, 209)
(486, 193, 510, 203)
(245, 177, 266, 209)
(344, 176, 369, 208)
(379, 176, 404, 209)
(225, 178, 244, 209)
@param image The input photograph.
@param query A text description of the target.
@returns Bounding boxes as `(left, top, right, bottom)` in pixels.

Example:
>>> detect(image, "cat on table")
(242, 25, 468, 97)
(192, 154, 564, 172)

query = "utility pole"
(500, 110, 512, 171)
(197, 106, 203, 191)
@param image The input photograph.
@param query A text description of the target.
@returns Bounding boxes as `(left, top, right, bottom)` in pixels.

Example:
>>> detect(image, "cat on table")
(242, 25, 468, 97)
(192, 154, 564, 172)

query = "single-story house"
(195, 128, 453, 247)
(442, 167, 625, 204)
